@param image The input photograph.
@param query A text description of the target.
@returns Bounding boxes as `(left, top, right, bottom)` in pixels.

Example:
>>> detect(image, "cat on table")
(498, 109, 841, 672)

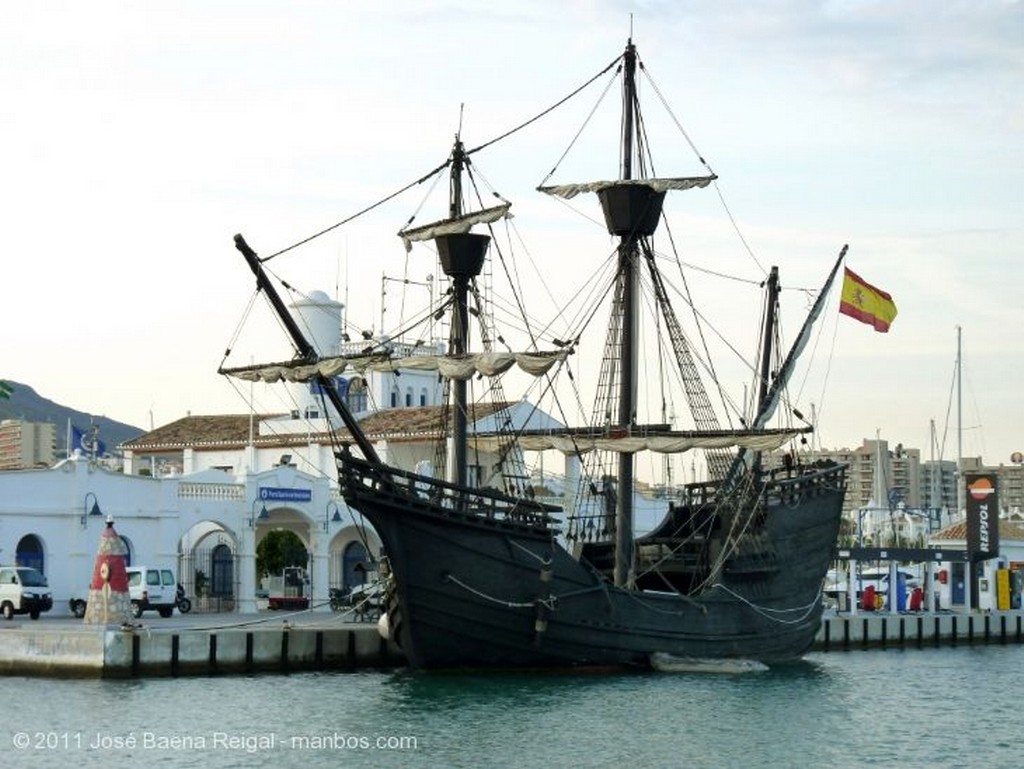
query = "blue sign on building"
(259, 487, 312, 503)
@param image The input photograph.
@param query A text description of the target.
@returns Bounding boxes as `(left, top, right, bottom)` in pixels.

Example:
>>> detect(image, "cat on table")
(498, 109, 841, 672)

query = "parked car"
(127, 566, 178, 618)
(69, 566, 179, 618)
(0, 565, 53, 620)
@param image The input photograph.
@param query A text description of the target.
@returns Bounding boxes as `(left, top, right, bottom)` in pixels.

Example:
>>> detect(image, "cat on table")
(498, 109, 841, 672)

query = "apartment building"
(0, 419, 56, 470)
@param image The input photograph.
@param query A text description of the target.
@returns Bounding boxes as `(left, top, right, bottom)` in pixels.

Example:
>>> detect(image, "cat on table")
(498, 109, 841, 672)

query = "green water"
(2, 646, 1019, 768)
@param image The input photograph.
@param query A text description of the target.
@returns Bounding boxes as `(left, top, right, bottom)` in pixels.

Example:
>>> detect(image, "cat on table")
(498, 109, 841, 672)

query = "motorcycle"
(328, 587, 347, 612)
(176, 583, 192, 614)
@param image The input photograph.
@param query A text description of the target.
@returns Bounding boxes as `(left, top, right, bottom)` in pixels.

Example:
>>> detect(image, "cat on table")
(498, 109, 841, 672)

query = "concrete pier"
(814, 610, 1024, 651)
(0, 613, 403, 678)
(7, 610, 1024, 677)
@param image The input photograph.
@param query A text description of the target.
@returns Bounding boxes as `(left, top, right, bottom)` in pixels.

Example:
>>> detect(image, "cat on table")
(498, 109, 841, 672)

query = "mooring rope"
(710, 582, 824, 625)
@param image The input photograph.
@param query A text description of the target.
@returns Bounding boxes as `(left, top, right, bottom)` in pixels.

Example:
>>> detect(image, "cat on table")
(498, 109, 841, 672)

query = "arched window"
(405, 387, 413, 407)
(347, 377, 368, 412)
(420, 388, 428, 406)
(390, 387, 399, 408)
(15, 535, 44, 574)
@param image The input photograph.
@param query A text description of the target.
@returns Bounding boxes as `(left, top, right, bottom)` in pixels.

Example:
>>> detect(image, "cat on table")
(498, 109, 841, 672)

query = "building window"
(347, 377, 368, 412)
(420, 388, 428, 406)
(405, 388, 413, 407)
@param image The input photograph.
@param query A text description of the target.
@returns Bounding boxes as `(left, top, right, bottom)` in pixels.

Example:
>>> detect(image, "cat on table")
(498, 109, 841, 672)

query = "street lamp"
(324, 500, 342, 532)
(250, 499, 269, 528)
(82, 492, 102, 528)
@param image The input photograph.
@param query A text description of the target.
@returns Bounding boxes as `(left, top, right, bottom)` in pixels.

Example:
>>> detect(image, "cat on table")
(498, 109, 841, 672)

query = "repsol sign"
(966, 474, 999, 559)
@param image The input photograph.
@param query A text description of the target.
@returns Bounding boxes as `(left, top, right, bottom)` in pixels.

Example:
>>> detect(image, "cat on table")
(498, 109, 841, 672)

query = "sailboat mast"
(614, 41, 639, 588)
(956, 325, 963, 516)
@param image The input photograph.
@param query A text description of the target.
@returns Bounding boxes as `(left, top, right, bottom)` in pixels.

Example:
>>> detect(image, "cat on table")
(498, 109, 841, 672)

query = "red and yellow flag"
(839, 268, 897, 332)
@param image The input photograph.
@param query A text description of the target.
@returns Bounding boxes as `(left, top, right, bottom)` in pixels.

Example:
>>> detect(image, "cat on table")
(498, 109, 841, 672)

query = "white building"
(0, 449, 380, 616)
(0, 289, 572, 617)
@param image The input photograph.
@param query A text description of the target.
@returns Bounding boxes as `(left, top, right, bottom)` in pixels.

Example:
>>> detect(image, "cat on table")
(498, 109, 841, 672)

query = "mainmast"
(596, 39, 669, 588)
(615, 41, 639, 588)
(435, 137, 489, 492)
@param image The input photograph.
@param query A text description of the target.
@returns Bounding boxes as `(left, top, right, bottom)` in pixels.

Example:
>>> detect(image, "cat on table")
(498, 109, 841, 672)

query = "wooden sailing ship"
(223, 38, 848, 669)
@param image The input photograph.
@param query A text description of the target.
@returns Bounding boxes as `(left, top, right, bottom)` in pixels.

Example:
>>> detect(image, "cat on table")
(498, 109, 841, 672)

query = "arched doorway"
(16, 535, 44, 574)
(180, 523, 237, 613)
(257, 530, 310, 610)
(211, 544, 234, 597)
(342, 541, 370, 591)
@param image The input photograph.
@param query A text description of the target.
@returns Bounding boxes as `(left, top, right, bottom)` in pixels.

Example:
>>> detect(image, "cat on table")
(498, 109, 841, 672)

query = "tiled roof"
(123, 402, 513, 451)
(930, 520, 1024, 542)
(357, 402, 508, 438)
(122, 414, 283, 450)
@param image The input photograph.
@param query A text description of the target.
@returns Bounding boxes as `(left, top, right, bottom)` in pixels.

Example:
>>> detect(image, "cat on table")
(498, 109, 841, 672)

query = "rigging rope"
(261, 159, 451, 263)
(537, 64, 621, 188)
(638, 60, 714, 177)
(638, 58, 765, 277)
(468, 53, 623, 159)
(258, 52, 623, 264)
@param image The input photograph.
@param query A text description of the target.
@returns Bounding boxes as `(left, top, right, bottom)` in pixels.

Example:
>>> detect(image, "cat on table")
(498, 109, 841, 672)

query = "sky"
(3, 0, 1022, 468)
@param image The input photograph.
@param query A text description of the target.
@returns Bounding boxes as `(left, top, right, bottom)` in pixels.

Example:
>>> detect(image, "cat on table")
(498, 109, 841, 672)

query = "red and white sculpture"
(82, 516, 132, 625)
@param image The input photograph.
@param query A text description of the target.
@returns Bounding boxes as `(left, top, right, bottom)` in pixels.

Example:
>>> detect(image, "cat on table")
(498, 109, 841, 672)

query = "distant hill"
(0, 380, 144, 454)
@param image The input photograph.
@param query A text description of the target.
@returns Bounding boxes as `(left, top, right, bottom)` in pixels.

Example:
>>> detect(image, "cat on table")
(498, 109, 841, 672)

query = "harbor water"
(2, 645, 1019, 769)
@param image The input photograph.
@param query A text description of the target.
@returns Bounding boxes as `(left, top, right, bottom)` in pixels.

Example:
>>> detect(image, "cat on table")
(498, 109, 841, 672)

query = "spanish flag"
(839, 268, 897, 332)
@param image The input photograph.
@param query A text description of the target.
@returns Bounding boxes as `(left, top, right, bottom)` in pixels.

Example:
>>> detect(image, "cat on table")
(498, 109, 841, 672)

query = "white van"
(0, 565, 54, 620)
(126, 566, 177, 618)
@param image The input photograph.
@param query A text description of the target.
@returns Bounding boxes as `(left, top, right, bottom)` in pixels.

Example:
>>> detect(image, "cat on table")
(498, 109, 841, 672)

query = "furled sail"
(220, 349, 569, 384)
(399, 203, 512, 252)
(538, 176, 716, 199)
(470, 427, 806, 454)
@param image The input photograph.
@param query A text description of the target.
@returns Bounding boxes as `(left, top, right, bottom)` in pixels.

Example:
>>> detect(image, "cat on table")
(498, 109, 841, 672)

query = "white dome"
(292, 289, 342, 309)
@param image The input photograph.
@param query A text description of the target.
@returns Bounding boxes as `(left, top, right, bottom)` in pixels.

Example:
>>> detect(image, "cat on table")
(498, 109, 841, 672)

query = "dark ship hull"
(339, 454, 846, 669)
